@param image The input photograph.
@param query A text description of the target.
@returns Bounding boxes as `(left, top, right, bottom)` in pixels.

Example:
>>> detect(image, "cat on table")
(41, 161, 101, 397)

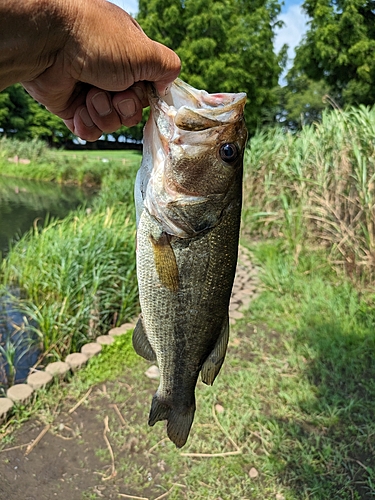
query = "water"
(0, 176, 94, 255)
(0, 176, 95, 389)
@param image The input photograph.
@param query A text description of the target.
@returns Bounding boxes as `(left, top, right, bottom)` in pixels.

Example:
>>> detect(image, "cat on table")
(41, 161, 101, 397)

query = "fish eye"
(219, 143, 238, 163)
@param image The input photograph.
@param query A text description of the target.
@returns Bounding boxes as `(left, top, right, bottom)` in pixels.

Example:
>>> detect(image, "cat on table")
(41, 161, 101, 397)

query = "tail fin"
(148, 395, 195, 448)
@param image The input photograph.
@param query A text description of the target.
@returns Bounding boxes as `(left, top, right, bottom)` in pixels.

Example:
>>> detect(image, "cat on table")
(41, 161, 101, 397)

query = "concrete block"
(81, 342, 102, 359)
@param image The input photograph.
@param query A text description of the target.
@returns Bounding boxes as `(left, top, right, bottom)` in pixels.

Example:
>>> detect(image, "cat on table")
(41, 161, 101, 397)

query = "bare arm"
(0, 0, 180, 140)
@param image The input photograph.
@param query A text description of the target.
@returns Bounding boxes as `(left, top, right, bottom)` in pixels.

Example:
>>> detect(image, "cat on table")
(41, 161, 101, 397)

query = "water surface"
(0, 176, 95, 255)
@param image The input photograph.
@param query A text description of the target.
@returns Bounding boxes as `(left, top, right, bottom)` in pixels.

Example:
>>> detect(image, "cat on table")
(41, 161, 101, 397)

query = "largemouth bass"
(133, 78, 247, 448)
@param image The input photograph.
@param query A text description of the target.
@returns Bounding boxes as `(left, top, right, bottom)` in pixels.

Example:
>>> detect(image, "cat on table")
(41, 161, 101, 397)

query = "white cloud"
(109, 0, 138, 16)
(274, 4, 309, 67)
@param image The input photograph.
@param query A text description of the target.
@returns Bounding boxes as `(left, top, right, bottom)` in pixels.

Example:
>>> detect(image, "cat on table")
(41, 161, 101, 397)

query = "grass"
(0, 136, 142, 186)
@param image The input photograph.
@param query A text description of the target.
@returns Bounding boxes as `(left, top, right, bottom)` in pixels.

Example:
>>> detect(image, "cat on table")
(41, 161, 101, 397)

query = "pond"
(0, 176, 95, 389)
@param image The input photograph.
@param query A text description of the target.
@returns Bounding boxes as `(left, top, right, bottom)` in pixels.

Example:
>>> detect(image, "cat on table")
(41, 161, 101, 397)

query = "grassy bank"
(0, 136, 141, 185)
(0, 169, 139, 363)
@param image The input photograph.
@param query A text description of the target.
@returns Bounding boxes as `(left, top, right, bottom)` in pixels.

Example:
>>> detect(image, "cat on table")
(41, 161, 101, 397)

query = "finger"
(86, 88, 122, 133)
(112, 87, 145, 127)
(141, 41, 181, 96)
(64, 105, 103, 142)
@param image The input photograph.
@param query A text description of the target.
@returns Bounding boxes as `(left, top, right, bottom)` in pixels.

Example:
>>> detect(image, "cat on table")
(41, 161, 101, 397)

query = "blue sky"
(110, 0, 308, 67)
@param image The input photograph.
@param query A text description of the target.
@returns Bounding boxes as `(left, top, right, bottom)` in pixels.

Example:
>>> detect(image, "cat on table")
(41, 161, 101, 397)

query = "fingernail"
(92, 92, 112, 116)
(117, 98, 136, 118)
(132, 86, 144, 102)
(79, 108, 94, 127)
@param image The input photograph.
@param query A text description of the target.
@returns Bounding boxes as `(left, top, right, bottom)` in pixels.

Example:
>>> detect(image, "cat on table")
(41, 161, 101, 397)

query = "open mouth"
(151, 79, 247, 133)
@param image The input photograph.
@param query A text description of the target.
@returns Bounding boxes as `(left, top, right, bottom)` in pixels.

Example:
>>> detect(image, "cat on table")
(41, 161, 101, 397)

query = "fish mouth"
(150, 78, 247, 133)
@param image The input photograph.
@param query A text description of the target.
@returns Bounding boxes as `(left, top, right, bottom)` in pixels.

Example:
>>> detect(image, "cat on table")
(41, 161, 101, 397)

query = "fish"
(133, 78, 247, 448)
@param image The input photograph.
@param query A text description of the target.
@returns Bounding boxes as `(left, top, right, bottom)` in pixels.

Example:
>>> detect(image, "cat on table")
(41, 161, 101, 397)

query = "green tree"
(0, 84, 73, 145)
(275, 73, 332, 129)
(0, 84, 31, 139)
(137, 0, 286, 133)
(294, 0, 375, 105)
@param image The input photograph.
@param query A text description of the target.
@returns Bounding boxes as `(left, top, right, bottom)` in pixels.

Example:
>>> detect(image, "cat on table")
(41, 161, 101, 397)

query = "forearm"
(0, 0, 74, 90)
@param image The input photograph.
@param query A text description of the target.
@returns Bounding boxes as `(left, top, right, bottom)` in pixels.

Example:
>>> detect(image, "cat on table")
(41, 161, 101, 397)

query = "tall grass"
(0, 172, 139, 361)
(243, 105, 375, 279)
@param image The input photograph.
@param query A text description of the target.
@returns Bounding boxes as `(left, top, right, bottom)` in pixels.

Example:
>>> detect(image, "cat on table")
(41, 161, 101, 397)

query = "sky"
(110, 0, 309, 69)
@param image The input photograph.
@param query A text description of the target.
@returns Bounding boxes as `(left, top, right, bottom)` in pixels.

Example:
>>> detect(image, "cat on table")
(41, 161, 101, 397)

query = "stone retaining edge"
(0, 322, 136, 425)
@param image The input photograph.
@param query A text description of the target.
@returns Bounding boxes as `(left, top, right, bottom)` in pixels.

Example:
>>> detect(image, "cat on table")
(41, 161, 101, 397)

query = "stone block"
(65, 352, 88, 371)
(7, 383, 34, 404)
(96, 335, 115, 346)
(27, 371, 53, 390)
(81, 342, 102, 359)
(0, 397, 14, 422)
(45, 361, 71, 379)
(108, 322, 134, 336)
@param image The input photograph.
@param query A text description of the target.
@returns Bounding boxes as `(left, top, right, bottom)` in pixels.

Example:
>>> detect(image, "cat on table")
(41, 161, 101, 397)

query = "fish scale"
(133, 78, 247, 448)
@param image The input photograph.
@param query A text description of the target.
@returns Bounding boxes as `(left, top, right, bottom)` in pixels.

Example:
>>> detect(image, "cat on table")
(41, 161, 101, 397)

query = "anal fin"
(132, 316, 156, 362)
(200, 317, 229, 386)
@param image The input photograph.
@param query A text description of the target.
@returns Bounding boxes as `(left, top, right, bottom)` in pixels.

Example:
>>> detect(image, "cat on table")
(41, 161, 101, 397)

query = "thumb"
(139, 40, 181, 96)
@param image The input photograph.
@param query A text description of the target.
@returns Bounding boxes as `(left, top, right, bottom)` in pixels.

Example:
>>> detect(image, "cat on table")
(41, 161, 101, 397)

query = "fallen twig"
(180, 404, 241, 458)
(54, 434, 74, 441)
(68, 386, 93, 414)
(24, 424, 51, 456)
(0, 443, 29, 454)
(154, 483, 186, 500)
(148, 437, 169, 454)
(102, 416, 116, 481)
(118, 494, 148, 500)
(211, 404, 240, 452)
(180, 450, 242, 458)
(111, 404, 126, 426)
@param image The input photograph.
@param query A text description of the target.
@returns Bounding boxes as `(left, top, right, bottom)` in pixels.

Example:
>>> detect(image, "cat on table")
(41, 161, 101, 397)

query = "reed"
(243, 105, 375, 279)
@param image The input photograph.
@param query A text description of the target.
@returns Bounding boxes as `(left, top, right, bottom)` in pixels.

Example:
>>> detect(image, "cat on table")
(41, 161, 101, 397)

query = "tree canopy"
(137, 0, 286, 133)
(293, 0, 375, 105)
(0, 84, 72, 144)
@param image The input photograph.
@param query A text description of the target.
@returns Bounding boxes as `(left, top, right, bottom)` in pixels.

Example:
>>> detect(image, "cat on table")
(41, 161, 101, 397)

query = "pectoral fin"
(150, 232, 179, 292)
(201, 317, 229, 386)
(132, 316, 156, 362)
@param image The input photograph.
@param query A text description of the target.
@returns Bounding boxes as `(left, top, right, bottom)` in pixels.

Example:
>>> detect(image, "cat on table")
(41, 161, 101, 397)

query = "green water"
(0, 176, 95, 255)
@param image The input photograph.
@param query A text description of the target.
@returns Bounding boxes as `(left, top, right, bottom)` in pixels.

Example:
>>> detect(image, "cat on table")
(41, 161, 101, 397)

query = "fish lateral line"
(149, 231, 180, 292)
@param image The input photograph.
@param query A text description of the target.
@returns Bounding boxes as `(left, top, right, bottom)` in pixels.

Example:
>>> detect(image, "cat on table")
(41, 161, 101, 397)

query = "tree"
(275, 73, 332, 129)
(293, 0, 375, 106)
(0, 84, 73, 145)
(137, 0, 286, 133)
(0, 84, 31, 139)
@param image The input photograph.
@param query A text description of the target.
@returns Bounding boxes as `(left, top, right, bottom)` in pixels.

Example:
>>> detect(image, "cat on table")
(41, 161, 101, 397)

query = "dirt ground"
(0, 358, 168, 500)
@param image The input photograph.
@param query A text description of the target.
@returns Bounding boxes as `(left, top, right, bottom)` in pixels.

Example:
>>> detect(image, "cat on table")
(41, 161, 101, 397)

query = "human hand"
(0, 0, 180, 141)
